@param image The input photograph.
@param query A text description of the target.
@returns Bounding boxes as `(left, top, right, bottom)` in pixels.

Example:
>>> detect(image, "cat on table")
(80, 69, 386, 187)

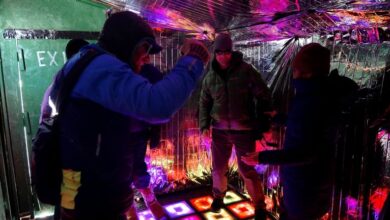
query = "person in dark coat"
(127, 58, 168, 219)
(199, 33, 271, 219)
(243, 43, 339, 220)
(40, 11, 209, 220)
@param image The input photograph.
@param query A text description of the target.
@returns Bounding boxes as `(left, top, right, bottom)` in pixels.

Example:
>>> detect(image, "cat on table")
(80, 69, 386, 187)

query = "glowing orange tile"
(189, 195, 213, 211)
(227, 201, 255, 219)
(203, 208, 235, 220)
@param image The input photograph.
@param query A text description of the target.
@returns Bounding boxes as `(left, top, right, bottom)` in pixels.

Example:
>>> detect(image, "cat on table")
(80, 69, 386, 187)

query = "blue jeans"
(129, 131, 151, 189)
(211, 129, 265, 207)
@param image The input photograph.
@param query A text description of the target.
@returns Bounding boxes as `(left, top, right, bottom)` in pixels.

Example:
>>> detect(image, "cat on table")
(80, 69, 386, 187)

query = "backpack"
(31, 49, 103, 205)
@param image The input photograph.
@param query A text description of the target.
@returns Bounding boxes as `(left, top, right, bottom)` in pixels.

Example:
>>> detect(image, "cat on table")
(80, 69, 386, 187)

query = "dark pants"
(129, 131, 151, 189)
(211, 129, 265, 207)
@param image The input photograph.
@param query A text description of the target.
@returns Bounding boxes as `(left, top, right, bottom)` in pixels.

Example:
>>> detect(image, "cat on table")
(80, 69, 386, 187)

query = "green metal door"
(0, 33, 97, 218)
(16, 39, 68, 137)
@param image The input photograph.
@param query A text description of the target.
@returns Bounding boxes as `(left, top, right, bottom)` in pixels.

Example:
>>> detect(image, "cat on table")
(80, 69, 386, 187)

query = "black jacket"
(199, 52, 271, 131)
(258, 77, 339, 219)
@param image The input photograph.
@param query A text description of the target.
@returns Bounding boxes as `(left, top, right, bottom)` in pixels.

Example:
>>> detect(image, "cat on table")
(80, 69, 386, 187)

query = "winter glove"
(180, 39, 210, 64)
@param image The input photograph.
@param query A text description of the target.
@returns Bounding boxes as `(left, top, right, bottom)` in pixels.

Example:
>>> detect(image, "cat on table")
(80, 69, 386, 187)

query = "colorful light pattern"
(189, 195, 213, 212)
(265, 195, 275, 211)
(224, 191, 243, 204)
(370, 187, 389, 215)
(227, 201, 255, 219)
(142, 7, 214, 40)
(203, 208, 235, 220)
(328, 10, 390, 27)
(345, 196, 361, 218)
(267, 170, 279, 188)
(176, 215, 203, 220)
(164, 201, 195, 218)
(137, 210, 156, 220)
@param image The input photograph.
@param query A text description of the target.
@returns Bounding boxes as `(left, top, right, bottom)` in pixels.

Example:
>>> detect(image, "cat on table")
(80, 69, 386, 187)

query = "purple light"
(138, 210, 156, 220)
(177, 215, 202, 220)
(149, 166, 168, 186)
(164, 201, 194, 218)
(255, 164, 268, 174)
(267, 171, 279, 188)
(345, 196, 361, 218)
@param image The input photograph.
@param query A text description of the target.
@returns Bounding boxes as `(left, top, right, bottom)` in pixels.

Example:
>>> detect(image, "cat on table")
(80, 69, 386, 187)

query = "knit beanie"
(214, 33, 233, 52)
(98, 11, 162, 64)
(292, 43, 331, 78)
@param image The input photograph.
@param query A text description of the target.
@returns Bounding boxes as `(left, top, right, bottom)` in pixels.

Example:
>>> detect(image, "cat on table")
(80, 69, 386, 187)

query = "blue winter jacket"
(42, 44, 204, 218)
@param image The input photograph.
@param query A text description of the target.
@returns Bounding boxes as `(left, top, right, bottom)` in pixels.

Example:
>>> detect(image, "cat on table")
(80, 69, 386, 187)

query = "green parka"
(199, 51, 271, 131)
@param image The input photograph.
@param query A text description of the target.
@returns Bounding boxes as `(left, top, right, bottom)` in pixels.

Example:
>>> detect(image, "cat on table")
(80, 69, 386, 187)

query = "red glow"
(370, 187, 389, 213)
(227, 201, 255, 219)
(189, 195, 213, 212)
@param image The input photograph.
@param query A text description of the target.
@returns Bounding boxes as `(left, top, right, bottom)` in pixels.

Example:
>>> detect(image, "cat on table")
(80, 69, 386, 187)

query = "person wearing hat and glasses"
(40, 11, 209, 220)
(199, 33, 271, 219)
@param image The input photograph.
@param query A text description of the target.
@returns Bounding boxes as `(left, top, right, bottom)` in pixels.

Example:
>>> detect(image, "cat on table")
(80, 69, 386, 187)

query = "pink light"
(164, 201, 194, 218)
(227, 201, 255, 219)
(137, 210, 156, 220)
(255, 0, 290, 14)
(177, 215, 202, 220)
(345, 196, 361, 218)
(189, 195, 213, 212)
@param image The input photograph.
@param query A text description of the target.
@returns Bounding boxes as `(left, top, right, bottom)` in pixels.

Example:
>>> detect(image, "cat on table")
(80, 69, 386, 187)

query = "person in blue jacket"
(242, 43, 339, 220)
(127, 58, 168, 219)
(40, 11, 209, 220)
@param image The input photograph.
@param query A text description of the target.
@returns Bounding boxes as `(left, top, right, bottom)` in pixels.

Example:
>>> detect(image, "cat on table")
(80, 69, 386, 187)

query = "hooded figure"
(39, 11, 209, 220)
(243, 43, 339, 220)
(98, 11, 162, 65)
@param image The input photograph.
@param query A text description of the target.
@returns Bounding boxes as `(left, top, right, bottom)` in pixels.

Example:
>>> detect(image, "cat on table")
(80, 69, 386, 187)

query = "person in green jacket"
(199, 33, 271, 219)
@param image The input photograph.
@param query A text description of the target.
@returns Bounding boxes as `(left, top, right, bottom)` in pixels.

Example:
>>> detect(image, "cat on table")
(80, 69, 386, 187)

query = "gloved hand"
(180, 39, 210, 64)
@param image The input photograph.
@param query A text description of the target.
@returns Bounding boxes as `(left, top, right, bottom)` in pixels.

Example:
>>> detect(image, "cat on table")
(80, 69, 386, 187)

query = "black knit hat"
(214, 33, 233, 52)
(98, 11, 162, 64)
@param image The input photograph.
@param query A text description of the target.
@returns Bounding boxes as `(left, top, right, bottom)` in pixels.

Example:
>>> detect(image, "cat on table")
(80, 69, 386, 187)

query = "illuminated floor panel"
(227, 201, 255, 219)
(189, 195, 213, 212)
(176, 214, 203, 220)
(164, 201, 195, 218)
(223, 190, 243, 204)
(203, 208, 235, 220)
(134, 188, 271, 220)
(137, 210, 156, 220)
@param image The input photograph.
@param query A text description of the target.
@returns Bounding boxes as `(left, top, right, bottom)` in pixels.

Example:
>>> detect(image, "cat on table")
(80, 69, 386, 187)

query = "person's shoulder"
(239, 61, 259, 76)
